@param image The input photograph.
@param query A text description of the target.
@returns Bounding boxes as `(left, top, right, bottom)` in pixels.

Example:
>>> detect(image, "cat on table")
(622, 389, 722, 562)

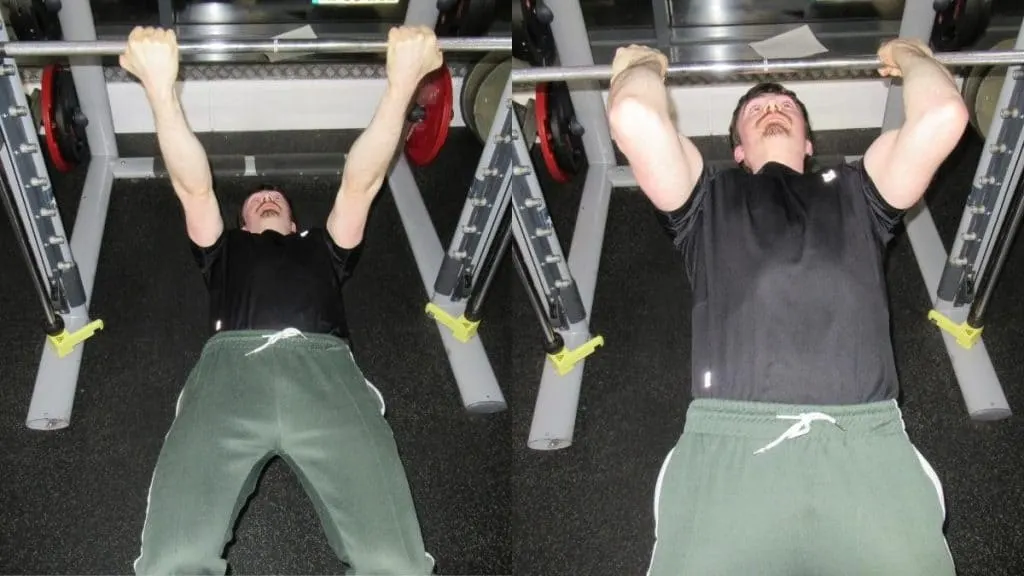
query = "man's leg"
(134, 337, 278, 575)
(646, 399, 956, 576)
(274, 338, 431, 575)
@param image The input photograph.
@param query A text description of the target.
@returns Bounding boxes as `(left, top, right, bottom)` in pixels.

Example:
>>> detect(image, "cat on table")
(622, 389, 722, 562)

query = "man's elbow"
(917, 97, 970, 144)
(339, 173, 384, 200)
(938, 97, 969, 130)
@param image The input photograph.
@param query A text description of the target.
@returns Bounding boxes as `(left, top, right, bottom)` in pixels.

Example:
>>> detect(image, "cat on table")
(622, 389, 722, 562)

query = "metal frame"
(22, 0, 117, 430)
(426, 85, 602, 423)
(385, 0, 508, 414)
(112, 153, 350, 179)
(422, 0, 618, 449)
(526, 1, 616, 450)
(892, 0, 1019, 420)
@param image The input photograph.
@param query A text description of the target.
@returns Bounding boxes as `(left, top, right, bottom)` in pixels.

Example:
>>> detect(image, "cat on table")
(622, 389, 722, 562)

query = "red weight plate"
(406, 64, 453, 167)
(40, 64, 72, 173)
(534, 82, 570, 183)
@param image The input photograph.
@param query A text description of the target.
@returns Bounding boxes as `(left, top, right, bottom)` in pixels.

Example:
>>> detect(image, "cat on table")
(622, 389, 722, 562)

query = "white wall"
(24, 76, 919, 136)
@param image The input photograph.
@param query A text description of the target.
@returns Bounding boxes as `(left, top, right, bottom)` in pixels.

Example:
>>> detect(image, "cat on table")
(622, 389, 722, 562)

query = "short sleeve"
(843, 159, 905, 244)
(319, 229, 362, 284)
(190, 229, 230, 284)
(654, 165, 716, 252)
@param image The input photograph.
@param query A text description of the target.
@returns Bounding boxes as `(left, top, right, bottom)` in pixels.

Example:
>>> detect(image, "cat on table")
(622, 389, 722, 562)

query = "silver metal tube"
(510, 50, 1024, 84)
(0, 36, 511, 57)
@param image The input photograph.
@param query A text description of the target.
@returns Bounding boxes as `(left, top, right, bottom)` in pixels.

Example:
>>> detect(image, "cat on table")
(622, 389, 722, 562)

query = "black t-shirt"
(190, 227, 360, 339)
(657, 160, 904, 405)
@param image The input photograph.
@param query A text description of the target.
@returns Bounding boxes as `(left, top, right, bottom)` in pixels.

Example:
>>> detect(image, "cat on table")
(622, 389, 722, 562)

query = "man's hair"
(727, 82, 814, 151)
(237, 183, 296, 228)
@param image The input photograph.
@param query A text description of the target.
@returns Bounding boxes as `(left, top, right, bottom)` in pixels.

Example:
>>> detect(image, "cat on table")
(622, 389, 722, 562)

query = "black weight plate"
(931, 0, 992, 52)
(5, 0, 62, 40)
(518, 0, 556, 67)
(511, 0, 530, 63)
(456, 0, 497, 37)
(52, 66, 88, 168)
(436, 0, 497, 37)
(546, 82, 584, 176)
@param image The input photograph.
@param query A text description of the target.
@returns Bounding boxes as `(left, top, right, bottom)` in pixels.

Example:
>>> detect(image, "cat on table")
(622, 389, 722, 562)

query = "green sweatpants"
(647, 398, 955, 576)
(133, 330, 432, 575)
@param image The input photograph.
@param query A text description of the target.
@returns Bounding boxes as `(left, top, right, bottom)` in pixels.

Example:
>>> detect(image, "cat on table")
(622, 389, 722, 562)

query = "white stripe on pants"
(645, 446, 676, 576)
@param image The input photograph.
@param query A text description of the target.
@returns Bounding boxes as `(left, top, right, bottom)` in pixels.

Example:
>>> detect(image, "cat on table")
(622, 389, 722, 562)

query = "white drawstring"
(753, 412, 843, 455)
(245, 327, 307, 356)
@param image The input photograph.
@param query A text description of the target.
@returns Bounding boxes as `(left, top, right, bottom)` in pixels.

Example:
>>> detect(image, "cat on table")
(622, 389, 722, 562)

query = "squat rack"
(3, 0, 518, 430)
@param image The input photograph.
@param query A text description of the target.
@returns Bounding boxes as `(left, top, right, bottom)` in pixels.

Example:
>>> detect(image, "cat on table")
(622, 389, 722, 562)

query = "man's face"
(733, 92, 813, 168)
(241, 190, 296, 235)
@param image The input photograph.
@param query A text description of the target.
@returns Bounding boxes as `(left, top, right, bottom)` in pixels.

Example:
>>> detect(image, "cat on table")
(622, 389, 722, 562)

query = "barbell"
(509, 49, 1024, 84)
(5, 35, 510, 172)
(0, 36, 511, 58)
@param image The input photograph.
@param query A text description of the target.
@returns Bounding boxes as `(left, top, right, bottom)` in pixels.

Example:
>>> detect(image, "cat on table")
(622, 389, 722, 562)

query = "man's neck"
(748, 155, 806, 174)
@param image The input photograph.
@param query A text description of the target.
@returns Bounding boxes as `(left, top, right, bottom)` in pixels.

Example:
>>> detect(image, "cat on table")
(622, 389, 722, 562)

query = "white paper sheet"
(266, 25, 318, 63)
(749, 25, 829, 60)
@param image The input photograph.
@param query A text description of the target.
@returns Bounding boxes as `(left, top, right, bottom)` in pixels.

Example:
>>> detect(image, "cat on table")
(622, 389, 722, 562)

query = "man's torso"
(659, 160, 903, 405)
(192, 227, 359, 339)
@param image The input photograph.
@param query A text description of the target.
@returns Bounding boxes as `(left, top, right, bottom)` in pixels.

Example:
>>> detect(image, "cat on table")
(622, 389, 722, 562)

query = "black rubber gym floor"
(1, 127, 1022, 575)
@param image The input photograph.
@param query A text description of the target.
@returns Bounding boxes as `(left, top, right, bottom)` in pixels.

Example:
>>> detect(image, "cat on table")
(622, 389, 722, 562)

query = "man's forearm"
(338, 82, 419, 198)
(148, 88, 213, 198)
(897, 50, 964, 123)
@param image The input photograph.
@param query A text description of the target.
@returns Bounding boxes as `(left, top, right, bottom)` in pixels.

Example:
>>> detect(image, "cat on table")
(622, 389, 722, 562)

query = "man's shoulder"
(701, 162, 748, 191)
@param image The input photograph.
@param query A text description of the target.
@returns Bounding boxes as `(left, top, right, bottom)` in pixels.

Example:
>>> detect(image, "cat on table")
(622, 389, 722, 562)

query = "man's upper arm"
(177, 185, 224, 248)
(326, 184, 376, 250)
(862, 102, 968, 210)
(610, 97, 704, 213)
(672, 134, 706, 211)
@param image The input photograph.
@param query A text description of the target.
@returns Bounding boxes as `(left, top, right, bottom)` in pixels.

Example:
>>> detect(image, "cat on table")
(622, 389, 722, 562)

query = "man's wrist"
(637, 57, 667, 78)
(895, 48, 957, 84)
(613, 60, 665, 90)
(145, 83, 177, 108)
(385, 77, 422, 101)
(890, 45, 931, 71)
